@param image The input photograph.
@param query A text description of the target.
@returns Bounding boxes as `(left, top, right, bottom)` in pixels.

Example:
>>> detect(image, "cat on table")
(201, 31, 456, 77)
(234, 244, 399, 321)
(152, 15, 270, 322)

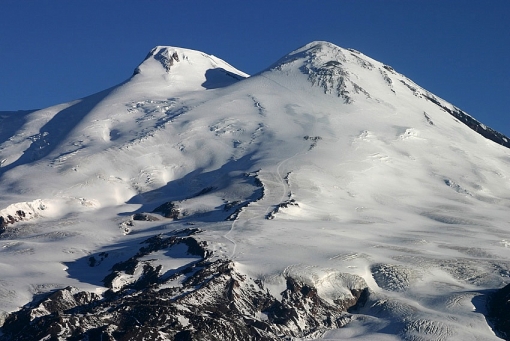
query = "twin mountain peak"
(130, 41, 509, 148)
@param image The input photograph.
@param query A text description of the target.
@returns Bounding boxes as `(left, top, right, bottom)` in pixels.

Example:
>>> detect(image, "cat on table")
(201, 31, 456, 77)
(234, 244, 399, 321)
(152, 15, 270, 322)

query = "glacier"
(0, 41, 509, 340)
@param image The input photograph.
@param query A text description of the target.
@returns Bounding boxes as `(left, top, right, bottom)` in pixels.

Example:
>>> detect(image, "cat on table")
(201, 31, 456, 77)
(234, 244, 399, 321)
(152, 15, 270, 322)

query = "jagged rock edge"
(1, 227, 369, 340)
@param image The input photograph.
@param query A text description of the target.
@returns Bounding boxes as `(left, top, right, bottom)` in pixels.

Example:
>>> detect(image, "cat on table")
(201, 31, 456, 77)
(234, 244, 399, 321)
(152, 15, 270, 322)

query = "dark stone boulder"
(152, 201, 180, 219)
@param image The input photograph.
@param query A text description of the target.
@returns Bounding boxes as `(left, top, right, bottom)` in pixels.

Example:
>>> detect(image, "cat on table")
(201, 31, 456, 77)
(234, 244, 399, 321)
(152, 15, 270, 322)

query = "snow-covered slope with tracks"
(1, 41, 509, 340)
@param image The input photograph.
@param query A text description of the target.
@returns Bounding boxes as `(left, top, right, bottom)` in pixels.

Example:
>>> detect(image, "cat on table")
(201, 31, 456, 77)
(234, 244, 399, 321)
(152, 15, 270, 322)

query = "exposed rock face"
(0, 228, 369, 340)
(0, 200, 47, 235)
(132, 213, 160, 221)
(0, 210, 27, 235)
(272, 42, 370, 104)
(423, 92, 510, 149)
(0, 286, 101, 339)
(152, 201, 180, 219)
(488, 283, 510, 340)
(154, 48, 180, 72)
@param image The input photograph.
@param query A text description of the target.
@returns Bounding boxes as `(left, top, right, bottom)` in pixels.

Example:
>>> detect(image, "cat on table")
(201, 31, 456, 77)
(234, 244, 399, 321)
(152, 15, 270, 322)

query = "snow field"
(0, 41, 509, 339)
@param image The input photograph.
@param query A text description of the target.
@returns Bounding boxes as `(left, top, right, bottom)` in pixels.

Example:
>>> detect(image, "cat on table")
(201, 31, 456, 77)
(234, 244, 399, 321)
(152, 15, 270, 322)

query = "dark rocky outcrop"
(304, 135, 322, 150)
(155, 48, 180, 72)
(266, 199, 298, 220)
(423, 93, 510, 149)
(132, 213, 160, 221)
(1, 228, 369, 341)
(488, 283, 510, 340)
(225, 172, 265, 221)
(0, 210, 28, 235)
(152, 201, 180, 219)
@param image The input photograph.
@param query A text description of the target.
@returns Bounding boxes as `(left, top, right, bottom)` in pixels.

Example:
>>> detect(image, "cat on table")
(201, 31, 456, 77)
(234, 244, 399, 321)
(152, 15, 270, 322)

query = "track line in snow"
(223, 154, 298, 259)
(224, 105, 318, 259)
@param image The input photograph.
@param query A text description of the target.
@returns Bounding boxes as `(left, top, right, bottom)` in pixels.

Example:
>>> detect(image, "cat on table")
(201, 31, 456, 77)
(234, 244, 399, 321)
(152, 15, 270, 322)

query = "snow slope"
(1, 42, 510, 340)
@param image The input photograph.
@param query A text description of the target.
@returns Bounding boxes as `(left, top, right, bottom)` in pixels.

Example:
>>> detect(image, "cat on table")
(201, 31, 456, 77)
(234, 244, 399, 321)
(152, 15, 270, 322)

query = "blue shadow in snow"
(201, 68, 246, 90)
(125, 152, 262, 222)
(63, 229, 202, 287)
(0, 110, 38, 145)
(0, 85, 121, 177)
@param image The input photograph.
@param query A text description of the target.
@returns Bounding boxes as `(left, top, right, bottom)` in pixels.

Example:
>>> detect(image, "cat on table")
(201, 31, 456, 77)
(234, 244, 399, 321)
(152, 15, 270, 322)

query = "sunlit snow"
(0, 41, 509, 339)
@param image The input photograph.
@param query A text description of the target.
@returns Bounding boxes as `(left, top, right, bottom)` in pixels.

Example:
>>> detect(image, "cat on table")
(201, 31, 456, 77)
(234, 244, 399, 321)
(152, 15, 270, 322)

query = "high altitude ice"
(0, 42, 509, 340)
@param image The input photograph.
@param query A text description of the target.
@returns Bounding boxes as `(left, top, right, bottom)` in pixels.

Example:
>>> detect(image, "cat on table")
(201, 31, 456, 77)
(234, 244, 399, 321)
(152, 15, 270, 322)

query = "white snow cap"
(1, 40, 509, 341)
(132, 46, 248, 91)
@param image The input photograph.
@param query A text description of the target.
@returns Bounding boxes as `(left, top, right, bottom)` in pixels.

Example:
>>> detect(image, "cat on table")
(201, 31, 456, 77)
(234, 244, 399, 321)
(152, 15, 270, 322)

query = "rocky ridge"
(1, 41, 510, 341)
(0, 200, 47, 235)
(0, 228, 369, 340)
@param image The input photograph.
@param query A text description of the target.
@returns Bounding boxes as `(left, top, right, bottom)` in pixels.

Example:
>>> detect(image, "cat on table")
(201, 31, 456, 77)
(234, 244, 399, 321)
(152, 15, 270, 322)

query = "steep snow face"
(133, 46, 248, 91)
(1, 42, 510, 340)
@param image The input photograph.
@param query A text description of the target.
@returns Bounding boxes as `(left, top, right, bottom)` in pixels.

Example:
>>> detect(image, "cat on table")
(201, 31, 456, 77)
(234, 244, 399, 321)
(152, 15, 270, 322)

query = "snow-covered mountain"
(1, 41, 510, 340)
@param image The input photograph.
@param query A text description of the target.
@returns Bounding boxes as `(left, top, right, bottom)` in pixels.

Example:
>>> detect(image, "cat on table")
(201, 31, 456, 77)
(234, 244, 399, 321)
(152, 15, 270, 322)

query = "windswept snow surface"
(1, 42, 510, 339)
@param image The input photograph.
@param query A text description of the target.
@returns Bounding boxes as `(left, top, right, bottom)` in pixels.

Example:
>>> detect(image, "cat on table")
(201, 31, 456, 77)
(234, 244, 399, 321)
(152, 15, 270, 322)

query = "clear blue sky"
(1, 1, 509, 136)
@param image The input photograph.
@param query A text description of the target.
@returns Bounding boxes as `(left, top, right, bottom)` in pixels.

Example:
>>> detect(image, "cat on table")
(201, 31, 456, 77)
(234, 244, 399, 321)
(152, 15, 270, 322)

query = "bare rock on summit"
(153, 48, 180, 72)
